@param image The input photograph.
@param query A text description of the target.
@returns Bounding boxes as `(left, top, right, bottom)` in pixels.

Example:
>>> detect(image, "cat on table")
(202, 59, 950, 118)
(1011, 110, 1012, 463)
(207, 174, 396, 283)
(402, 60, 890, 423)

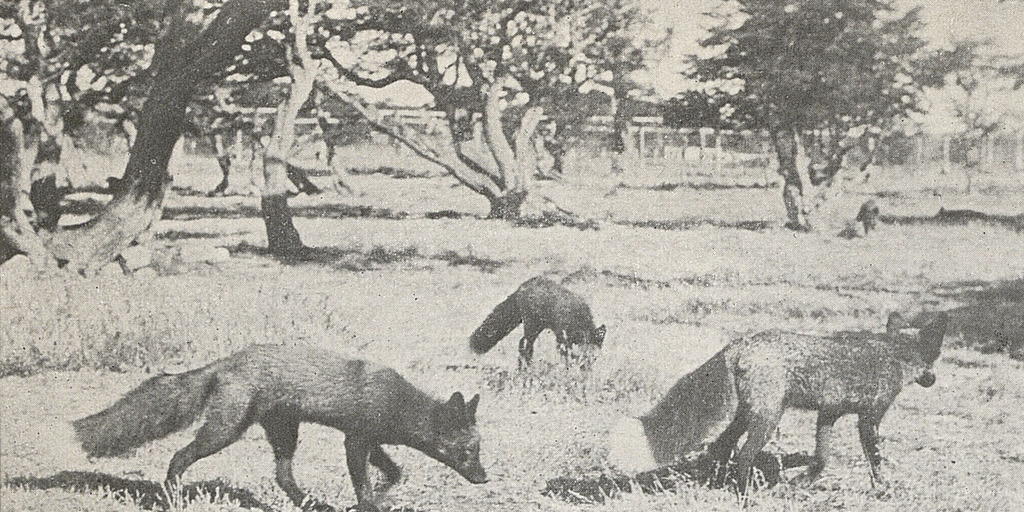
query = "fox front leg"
(555, 330, 571, 367)
(344, 436, 380, 512)
(261, 418, 305, 505)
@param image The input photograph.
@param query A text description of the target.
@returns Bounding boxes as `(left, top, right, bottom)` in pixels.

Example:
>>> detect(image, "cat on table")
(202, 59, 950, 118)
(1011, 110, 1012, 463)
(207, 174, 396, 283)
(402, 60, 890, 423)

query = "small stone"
(97, 261, 125, 279)
(0, 254, 34, 282)
(121, 245, 152, 270)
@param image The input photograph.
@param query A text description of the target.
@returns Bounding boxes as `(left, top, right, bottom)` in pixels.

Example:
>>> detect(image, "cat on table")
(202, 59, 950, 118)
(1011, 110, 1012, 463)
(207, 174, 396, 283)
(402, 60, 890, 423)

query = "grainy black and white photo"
(2, 0, 1022, 510)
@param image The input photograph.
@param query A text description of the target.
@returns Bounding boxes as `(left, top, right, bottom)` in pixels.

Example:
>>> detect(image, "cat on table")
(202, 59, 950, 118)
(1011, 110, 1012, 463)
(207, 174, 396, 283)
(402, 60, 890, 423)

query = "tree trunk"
(259, 0, 319, 256)
(1, 102, 54, 267)
(261, 152, 304, 255)
(41, 0, 275, 273)
(771, 129, 810, 231)
(319, 75, 560, 220)
(487, 189, 528, 220)
(260, 192, 303, 255)
(20, 1, 70, 233)
(208, 133, 232, 196)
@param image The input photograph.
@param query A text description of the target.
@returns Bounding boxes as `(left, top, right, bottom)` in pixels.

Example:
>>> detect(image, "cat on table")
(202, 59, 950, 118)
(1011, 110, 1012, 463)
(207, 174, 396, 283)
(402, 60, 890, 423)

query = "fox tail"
(469, 292, 522, 354)
(608, 348, 738, 473)
(73, 366, 219, 458)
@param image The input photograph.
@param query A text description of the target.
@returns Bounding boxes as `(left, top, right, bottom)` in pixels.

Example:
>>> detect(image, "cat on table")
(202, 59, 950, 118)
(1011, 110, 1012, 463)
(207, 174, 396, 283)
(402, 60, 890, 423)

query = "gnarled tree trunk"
(322, 72, 548, 220)
(772, 127, 875, 232)
(771, 129, 810, 231)
(1, 101, 54, 268)
(26, 0, 275, 273)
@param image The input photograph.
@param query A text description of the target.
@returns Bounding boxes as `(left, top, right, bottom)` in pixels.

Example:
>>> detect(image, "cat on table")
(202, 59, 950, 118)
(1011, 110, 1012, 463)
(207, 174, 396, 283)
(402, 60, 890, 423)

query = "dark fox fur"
(73, 345, 487, 511)
(856, 199, 880, 234)
(470, 276, 606, 368)
(609, 312, 948, 492)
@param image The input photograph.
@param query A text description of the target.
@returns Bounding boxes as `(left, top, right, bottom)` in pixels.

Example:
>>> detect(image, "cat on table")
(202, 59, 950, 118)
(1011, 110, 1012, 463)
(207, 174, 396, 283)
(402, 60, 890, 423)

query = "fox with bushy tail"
(470, 276, 606, 369)
(608, 312, 948, 492)
(73, 345, 488, 512)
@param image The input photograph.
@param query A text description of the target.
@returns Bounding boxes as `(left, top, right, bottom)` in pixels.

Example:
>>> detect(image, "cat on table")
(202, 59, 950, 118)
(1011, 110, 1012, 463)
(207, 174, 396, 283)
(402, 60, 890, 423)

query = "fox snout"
(458, 460, 489, 484)
(917, 370, 936, 387)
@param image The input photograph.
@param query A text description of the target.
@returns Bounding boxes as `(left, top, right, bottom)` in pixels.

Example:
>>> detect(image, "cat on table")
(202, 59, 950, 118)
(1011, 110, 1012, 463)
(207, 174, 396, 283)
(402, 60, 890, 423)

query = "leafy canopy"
(690, 0, 939, 134)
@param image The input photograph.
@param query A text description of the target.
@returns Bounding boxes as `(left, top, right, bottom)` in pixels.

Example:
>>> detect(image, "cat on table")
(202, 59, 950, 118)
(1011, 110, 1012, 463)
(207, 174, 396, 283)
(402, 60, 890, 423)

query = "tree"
(324, 0, 653, 218)
(2, 0, 275, 272)
(921, 41, 1024, 192)
(1, 0, 159, 232)
(689, 0, 940, 230)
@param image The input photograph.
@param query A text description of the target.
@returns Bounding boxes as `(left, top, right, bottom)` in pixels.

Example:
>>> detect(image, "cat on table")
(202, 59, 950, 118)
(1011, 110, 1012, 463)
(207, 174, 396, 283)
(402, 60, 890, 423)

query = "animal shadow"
(3, 471, 426, 512)
(544, 451, 817, 504)
(3, 471, 276, 511)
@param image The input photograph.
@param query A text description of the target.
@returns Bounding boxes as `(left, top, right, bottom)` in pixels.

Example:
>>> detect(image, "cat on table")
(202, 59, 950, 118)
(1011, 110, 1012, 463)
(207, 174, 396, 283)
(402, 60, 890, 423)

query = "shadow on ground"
(3, 471, 423, 512)
(543, 452, 816, 504)
(164, 203, 409, 222)
(924, 278, 1024, 360)
(3, 471, 275, 511)
(882, 207, 1024, 232)
(229, 243, 505, 273)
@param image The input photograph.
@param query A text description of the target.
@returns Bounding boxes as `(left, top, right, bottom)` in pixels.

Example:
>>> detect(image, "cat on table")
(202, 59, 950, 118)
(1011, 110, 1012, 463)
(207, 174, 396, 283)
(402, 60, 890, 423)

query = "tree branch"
(481, 80, 519, 189)
(315, 78, 500, 200)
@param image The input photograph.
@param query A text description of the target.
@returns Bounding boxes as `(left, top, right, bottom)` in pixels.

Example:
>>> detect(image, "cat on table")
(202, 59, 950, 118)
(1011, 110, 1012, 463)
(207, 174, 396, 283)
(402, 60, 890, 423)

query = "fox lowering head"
(887, 312, 949, 388)
(569, 324, 607, 369)
(856, 199, 880, 234)
(425, 392, 488, 484)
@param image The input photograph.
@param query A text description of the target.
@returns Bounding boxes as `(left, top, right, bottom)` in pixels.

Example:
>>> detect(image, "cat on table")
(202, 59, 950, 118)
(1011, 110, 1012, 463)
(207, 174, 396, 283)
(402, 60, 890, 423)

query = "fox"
(470, 276, 606, 369)
(608, 312, 948, 493)
(72, 344, 488, 511)
(855, 199, 880, 234)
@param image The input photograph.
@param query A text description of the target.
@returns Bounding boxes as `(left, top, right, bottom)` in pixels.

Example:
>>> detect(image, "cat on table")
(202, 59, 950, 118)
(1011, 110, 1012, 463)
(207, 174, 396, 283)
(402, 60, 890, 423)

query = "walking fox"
(608, 312, 948, 492)
(470, 276, 606, 368)
(73, 345, 488, 511)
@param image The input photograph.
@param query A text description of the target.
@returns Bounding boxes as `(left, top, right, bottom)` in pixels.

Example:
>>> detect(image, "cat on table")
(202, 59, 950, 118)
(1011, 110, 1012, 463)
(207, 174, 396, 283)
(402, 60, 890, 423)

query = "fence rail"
(97, 108, 1024, 175)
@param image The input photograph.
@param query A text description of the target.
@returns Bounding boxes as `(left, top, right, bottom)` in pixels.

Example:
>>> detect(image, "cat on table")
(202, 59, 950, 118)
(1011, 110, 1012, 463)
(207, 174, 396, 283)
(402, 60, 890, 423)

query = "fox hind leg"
(518, 320, 543, 369)
(344, 435, 379, 511)
(857, 414, 886, 487)
(733, 408, 784, 494)
(368, 445, 402, 492)
(808, 411, 841, 482)
(261, 417, 305, 506)
(166, 386, 252, 485)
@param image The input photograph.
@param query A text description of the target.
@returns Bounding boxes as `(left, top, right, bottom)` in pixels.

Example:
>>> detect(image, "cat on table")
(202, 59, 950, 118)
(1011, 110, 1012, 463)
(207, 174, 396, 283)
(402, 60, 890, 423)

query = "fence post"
(638, 124, 647, 174)
(715, 130, 723, 173)
(916, 134, 925, 173)
(942, 135, 951, 175)
(984, 133, 995, 171)
(1016, 129, 1023, 173)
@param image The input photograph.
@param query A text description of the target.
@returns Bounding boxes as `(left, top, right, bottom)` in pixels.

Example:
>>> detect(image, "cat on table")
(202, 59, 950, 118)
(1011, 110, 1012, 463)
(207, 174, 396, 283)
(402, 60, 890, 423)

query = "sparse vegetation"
(2, 149, 1022, 512)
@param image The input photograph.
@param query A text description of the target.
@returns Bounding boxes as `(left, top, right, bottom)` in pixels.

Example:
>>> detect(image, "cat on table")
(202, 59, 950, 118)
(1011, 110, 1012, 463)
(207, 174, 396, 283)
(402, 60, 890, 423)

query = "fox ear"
(886, 312, 906, 336)
(918, 312, 949, 362)
(447, 391, 466, 410)
(466, 393, 480, 420)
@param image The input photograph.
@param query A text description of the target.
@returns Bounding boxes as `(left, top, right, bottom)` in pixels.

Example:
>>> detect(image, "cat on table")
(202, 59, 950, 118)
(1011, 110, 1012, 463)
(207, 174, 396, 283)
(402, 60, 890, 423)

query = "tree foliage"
(327, 0, 655, 217)
(686, 0, 941, 229)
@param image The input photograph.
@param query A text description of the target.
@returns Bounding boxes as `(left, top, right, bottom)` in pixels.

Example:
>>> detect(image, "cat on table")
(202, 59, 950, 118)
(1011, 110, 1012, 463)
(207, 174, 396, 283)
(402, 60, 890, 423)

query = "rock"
(133, 267, 158, 280)
(179, 244, 231, 264)
(121, 245, 152, 270)
(0, 254, 34, 284)
(96, 261, 125, 279)
(207, 247, 230, 263)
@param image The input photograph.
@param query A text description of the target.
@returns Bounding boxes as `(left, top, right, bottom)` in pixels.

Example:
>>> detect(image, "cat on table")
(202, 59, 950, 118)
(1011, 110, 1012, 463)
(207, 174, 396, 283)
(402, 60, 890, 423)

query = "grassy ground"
(2, 151, 1023, 511)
